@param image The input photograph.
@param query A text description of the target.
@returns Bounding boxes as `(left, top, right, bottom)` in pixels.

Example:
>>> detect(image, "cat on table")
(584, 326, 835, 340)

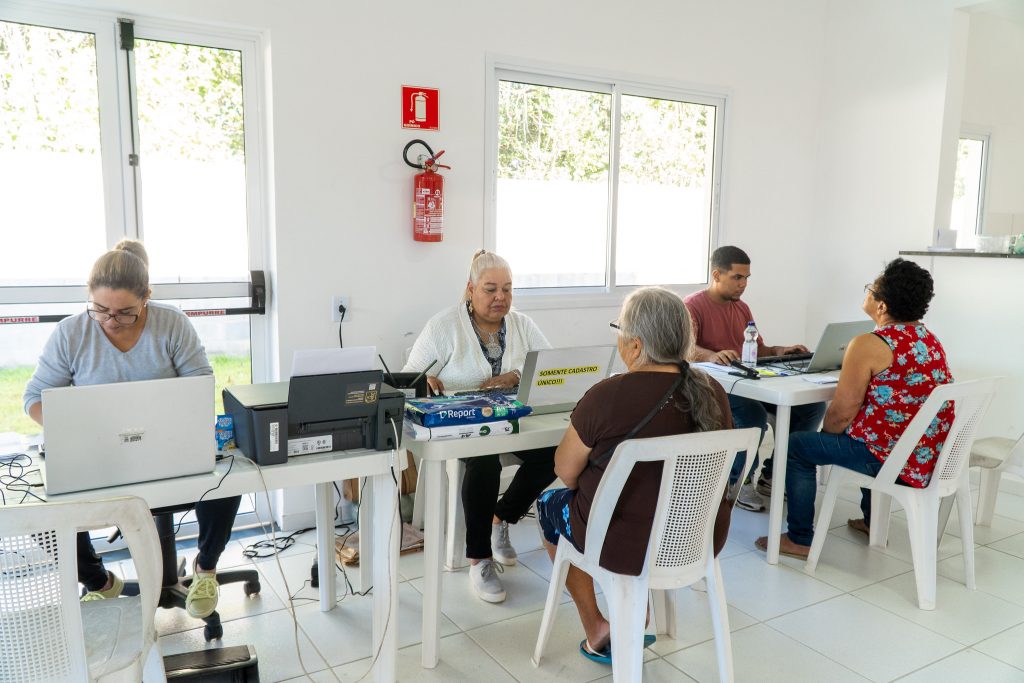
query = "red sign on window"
(402, 86, 439, 130)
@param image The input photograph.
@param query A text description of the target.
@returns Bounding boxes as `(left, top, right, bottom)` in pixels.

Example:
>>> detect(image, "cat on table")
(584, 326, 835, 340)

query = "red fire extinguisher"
(404, 139, 450, 242)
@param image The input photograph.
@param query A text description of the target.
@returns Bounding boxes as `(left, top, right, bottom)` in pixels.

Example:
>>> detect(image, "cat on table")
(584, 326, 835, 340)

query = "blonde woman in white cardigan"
(403, 250, 555, 603)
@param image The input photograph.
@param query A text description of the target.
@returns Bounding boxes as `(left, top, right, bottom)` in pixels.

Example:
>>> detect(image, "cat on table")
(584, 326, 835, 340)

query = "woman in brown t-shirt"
(536, 286, 733, 662)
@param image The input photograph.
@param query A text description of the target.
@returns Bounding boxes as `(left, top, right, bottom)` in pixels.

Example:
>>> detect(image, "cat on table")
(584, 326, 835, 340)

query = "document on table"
(802, 375, 839, 384)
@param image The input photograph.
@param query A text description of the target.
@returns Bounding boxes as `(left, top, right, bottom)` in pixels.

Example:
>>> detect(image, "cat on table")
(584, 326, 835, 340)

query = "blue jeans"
(784, 431, 881, 546)
(728, 395, 827, 484)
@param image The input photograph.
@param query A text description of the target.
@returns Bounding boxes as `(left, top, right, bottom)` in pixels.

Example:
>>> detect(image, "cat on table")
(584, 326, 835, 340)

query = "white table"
(15, 448, 401, 682)
(404, 412, 572, 668)
(705, 368, 840, 564)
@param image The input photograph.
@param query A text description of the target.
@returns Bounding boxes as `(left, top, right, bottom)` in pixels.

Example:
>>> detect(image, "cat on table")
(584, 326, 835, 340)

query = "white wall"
(68, 0, 830, 369)
(962, 11, 1024, 234)
(806, 0, 956, 338)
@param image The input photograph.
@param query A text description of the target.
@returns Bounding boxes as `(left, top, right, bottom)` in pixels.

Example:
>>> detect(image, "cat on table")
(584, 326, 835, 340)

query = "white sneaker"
(470, 559, 506, 603)
(735, 482, 766, 512)
(491, 520, 517, 566)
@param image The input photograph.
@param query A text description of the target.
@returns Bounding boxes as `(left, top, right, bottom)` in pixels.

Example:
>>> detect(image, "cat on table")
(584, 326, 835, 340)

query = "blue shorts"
(536, 488, 582, 552)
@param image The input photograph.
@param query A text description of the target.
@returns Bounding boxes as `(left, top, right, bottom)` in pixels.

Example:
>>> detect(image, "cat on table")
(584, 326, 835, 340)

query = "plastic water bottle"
(741, 321, 759, 368)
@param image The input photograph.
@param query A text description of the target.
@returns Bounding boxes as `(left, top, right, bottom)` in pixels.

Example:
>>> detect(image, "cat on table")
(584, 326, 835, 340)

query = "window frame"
(954, 129, 990, 236)
(0, 1, 273, 382)
(484, 55, 728, 310)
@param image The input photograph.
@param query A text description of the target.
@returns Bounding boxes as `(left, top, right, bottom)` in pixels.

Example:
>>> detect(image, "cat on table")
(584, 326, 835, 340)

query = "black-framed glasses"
(863, 284, 879, 298)
(86, 306, 141, 325)
(609, 320, 621, 331)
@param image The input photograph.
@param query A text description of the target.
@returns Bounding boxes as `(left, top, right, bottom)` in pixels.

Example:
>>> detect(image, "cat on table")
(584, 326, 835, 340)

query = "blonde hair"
(464, 249, 512, 302)
(88, 239, 150, 298)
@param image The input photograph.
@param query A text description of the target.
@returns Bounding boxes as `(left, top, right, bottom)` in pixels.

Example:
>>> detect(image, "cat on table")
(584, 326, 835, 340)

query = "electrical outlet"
(331, 296, 351, 323)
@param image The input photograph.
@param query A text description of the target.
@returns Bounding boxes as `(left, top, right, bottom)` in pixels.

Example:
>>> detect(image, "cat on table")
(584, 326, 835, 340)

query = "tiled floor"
(112, 483, 1024, 682)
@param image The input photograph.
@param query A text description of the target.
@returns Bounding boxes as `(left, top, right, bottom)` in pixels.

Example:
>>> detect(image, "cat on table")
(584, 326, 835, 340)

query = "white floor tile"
(646, 586, 758, 657)
(788, 533, 913, 592)
(992, 491, 1024, 522)
(974, 622, 1024, 671)
(768, 594, 961, 682)
(853, 573, 1024, 644)
(590, 657, 698, 682)
(941, 508, 1024, 545)
(896, 649, 1024, 682)
(827, 513, 966, 565)
(719, 551, 841, 621)
(938, 546, 1024, 606)
(409, 562, 567, 632)
(987, 531, 1024, 560)
(664, 623, 868, 683)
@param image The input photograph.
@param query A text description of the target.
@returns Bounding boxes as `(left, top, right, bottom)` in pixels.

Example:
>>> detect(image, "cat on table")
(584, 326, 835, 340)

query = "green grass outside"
(0, 354, 252, 436)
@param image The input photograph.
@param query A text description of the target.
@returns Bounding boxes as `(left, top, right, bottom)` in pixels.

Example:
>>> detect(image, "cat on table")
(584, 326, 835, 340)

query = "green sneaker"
(186, 563, 219, 619)
(81, 572, 123, 601)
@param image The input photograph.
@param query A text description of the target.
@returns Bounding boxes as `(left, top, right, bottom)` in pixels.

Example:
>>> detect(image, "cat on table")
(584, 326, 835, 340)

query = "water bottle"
(741, 321, 758, 368)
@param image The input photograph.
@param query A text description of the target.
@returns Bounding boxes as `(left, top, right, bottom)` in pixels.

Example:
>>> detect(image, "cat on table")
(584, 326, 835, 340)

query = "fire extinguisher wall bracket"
(405, 139, 448, 243)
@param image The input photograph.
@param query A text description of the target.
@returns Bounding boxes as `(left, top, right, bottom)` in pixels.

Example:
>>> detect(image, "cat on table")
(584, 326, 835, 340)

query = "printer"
(224, 370, 405, 465)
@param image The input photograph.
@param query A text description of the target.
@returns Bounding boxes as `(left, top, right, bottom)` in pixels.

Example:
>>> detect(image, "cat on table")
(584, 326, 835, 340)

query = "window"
(488, 63, 724, 297)
(0, 7, 269, 434)
(949, 134, 988, 236)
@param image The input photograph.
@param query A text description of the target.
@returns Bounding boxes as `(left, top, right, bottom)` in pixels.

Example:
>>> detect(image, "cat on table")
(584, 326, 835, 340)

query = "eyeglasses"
(863, 284, 879, 298)
(86, 305, 141, 325)
(609, 320, 621, 331)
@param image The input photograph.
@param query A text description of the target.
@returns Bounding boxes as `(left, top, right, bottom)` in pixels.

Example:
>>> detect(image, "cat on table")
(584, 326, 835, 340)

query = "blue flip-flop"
(579, 635, 657, 665)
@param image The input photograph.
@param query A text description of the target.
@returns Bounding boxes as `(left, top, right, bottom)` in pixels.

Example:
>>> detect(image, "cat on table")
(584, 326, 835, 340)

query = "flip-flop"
(579, 635, 657, 665)
(847, 518, 870, 537)
(754, 536, 809, 561)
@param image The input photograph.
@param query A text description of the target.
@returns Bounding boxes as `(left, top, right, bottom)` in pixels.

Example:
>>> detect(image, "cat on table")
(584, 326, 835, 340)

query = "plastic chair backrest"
(0, 496, 161, 682)
(1003, 433, 1024, 474)
(874, 377, 1001, 497)
(583, 428, 760, 585)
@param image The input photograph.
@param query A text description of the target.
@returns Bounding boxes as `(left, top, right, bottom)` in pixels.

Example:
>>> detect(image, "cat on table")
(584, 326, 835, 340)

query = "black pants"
(78, 495, 242, 591)
(462, 447, 557, 560)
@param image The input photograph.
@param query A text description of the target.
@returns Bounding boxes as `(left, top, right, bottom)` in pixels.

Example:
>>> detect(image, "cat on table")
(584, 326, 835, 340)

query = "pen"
(410, 359, 438, 392)
(378, 354, 397, 387)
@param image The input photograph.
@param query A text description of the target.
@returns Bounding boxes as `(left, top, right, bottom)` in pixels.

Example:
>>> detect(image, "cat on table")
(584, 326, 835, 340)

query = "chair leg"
(903, 495, 939, 610)
(651, 588, 677, 638)
(937, 496, 955, 546)
(806, 476, 841, 573)
(142, 642, 167, 683)
(956, 483, 976, 591)
(606, 574, 647, 683)
(869, 490, 892, 548)
(705, 557, 735, 683)
(976, 468, 1002, 527)
(444, 460, 468, 570)
(411, 454, 425, 530)
(532, 542, 572, 667)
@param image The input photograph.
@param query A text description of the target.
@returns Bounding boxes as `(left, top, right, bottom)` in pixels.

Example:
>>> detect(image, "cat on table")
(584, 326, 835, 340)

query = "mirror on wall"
(940, 1, 1024, 249)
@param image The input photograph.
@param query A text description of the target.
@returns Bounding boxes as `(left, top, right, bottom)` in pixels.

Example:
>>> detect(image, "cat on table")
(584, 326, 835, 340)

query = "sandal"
(578, 635, 657, 665)
(847, 518, 870, 537)
(755, 535, 810, 560)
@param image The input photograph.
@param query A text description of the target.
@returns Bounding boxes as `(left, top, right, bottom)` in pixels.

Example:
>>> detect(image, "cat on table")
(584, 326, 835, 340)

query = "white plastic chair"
(0, 496, 166, 682)
(532, 427, 760, 683)
(806, 377, 999, 610)
(970, 433, 1024, 527)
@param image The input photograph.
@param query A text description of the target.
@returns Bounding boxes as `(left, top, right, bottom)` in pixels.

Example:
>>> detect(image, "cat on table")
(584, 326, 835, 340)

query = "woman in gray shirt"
(23, 240, 239, 620)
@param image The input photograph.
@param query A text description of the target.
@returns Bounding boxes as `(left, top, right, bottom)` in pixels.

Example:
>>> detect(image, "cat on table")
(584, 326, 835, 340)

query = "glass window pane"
(134, 39, 249, 284)
(950, 137, 984, 235)
(0, 21, 106, 286)
(496, 80, 610, 288)
(616, 95, 716, 286)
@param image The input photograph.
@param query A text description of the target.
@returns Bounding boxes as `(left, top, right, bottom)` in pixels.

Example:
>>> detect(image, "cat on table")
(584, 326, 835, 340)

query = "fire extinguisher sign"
(402, 86, 439, 130)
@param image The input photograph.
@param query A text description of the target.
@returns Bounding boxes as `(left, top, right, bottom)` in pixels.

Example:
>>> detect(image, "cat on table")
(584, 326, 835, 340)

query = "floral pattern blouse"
(846, 323, 954, 487)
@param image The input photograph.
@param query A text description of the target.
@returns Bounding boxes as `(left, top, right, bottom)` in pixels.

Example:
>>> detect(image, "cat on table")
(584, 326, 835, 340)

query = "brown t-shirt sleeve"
(569, 379, 611, 449)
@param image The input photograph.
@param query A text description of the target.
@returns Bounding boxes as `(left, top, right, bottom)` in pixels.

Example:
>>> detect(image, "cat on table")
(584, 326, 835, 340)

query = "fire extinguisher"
(404, 139, 450, 243)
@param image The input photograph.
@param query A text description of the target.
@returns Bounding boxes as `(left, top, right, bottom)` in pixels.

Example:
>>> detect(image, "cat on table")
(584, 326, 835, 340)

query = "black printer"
(224, 370, 404, 465)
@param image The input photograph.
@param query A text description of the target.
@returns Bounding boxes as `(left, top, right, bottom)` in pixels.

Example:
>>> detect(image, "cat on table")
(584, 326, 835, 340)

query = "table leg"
(766, 405, 791, 565)
(360, 476, 374, 591)
(315, 482, 337, 611)
(421, 459, 444, 668)
(371, 468, 399, 683)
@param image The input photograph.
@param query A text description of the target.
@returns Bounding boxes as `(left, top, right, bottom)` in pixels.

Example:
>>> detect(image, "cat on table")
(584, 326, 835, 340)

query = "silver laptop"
(763, 320, 875, 372)
(517, 346, 616, 415)
(41, 375, 216, 495)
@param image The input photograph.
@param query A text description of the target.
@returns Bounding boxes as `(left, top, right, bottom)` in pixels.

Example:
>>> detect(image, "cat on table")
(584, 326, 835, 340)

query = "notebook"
(516, 345, 616, 415)
(760, 320, 875, 372)
(41, 375, 216, 495)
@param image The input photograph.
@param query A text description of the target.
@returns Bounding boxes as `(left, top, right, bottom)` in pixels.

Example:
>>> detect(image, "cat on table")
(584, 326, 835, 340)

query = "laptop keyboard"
(450, 387, 519, 398)
(757, 351, 813, 365)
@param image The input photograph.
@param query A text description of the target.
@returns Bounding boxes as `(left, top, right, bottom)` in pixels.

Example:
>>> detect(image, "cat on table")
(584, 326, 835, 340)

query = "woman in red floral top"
(756, 258, 953, 559)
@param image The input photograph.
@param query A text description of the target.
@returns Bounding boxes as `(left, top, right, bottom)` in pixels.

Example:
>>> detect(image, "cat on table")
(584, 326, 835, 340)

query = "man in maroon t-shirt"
(683, 245, 826, 510)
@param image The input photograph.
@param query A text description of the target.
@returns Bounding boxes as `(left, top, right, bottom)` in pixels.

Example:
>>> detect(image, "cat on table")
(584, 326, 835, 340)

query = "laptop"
(41, 375, 216, 495)
(760, 320, 875, 372)
(516, 345, 616, 415)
